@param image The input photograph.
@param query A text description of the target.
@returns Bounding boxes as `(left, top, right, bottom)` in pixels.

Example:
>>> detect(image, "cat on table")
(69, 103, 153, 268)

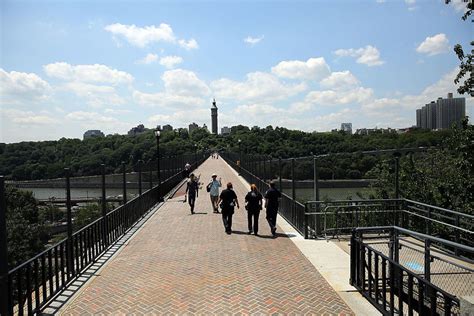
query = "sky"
(1, 0, 473, 143)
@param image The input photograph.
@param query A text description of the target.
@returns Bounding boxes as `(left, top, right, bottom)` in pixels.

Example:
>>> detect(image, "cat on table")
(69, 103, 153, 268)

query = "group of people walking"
(185, 169, 281, 237)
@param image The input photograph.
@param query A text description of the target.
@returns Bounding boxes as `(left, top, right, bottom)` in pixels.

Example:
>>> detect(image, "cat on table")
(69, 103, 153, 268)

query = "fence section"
(1, 153, 206, 316)
(350, 226, 473, 316)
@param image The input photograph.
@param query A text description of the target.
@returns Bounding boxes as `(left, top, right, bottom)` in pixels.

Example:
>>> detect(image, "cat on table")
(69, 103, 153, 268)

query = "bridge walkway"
(58, 157, 354, 315)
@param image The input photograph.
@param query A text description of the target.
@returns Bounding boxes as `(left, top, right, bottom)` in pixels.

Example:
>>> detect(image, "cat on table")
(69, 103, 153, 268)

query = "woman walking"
(217, 182, 240, 234)
(245, 184, 263, 235)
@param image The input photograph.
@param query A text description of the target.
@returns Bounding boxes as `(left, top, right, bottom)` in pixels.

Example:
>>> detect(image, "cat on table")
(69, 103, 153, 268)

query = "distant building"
(162, 124, 173, 132)
(355, 127, 396, 135)
(189, 122, 199, 133)
(416, 93, 465, 130)
(211, 99, 218, 134)
(221, 126, 231, 135)
(128, 124, 145, 136)
(203, 123, 209, 132)
(83, 130, 104, 139)
(341, 123, 352, 134)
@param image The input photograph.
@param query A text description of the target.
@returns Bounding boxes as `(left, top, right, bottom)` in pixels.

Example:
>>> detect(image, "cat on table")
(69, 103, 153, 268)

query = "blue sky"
(1, 0, 472, 143)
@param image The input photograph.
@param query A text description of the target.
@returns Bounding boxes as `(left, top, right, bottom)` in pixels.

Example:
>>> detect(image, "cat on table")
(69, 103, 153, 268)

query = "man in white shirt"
(208, 173, 222, 213)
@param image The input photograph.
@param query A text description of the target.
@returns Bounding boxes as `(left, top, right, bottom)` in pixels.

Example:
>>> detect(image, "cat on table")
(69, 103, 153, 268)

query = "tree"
(446, 0, 473, 96)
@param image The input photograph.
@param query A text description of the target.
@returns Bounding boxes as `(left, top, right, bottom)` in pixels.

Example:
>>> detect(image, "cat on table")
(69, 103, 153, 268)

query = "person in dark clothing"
(217, 182, 240, 234)
(245, 184, 263, 235)
(185, 173, 199, 214)
(264, 181, 282, 237)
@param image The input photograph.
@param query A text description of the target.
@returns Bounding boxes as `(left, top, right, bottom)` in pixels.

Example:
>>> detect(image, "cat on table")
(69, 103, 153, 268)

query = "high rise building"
(415, 93, 465, 130)
(211, 99, 218, 134)
(221, 126, 230, 135)
(340, 123, 352, 134)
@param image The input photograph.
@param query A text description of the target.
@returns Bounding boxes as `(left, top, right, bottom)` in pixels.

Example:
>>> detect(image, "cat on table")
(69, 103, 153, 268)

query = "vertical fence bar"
(394, 154, 400, 199)
(291, 158, 296, 202)
(138, 160, 142, 196)
(278, 158, 282, 192)
(65, 168, 74, 277)
(424, 239, 431, 282)
(263, 159, 266, 183)
(149, 163, 153, 190)
(0, 176, 9, 316)
(122, 162, 127, 204)
(101, 164, 108, 247)
(314, 157, 319, 201)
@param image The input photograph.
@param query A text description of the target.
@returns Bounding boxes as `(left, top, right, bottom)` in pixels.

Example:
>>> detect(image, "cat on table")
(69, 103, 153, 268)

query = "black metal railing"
(0, 153, 207, 316)
(350, 226, 473, 316)
(304, 199, 474, 251)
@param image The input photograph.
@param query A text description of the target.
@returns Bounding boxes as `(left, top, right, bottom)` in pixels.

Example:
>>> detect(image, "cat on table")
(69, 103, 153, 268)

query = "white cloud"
(376, 0, 386, 3)
(320, 71, 360, 90)
(162, 69, 210, 97)
(148, 109, 209, 126)
(159, 55, 183, 69)
(44, 62, 133, 85)
(62, 82, 125, 107)
(271, 57, 331, 81)
(305, 87, 373, 106)
(334, 45, 385, 66)
(65, 111, 130, 131)
(416, 33, 450, 56)
(104, 23, 175, 47)
(405, 0, 416, 4)
(0, 69, 51, 103)
(104, 23, 198, 50)
(235, 103, 285, 116)
(244, 35, 264, 45)
(211, 71, 307, 102)
(104, 108, 132, 115)
(178, 39, 199, 50)
(136, 53, 158, 64)
(2, 109, 57, 125)
(133, 90, 206, 108)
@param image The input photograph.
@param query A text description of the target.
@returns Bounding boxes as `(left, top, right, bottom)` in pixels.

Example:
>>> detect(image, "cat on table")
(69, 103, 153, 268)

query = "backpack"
(206, 182, 212, 192)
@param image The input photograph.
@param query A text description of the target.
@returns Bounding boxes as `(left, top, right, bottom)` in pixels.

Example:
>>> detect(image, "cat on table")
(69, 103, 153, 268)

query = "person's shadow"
(230, 230, 291, 239)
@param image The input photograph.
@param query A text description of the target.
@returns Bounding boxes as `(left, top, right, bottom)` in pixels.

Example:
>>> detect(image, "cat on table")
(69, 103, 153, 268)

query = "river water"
(19, 187, 140, 200)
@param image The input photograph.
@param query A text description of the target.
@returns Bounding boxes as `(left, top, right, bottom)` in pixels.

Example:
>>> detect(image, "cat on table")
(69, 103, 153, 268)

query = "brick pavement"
(59, 157, 354, 315)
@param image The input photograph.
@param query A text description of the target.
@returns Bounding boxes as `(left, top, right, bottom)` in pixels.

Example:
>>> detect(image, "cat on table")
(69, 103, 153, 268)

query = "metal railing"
(304, 199, 474, 252)
(350, 226, 474, 316)
(0, 154, 206, 316)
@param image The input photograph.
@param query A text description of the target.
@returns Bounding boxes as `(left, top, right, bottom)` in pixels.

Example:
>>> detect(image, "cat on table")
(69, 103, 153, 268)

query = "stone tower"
(211, 99, 218, 134)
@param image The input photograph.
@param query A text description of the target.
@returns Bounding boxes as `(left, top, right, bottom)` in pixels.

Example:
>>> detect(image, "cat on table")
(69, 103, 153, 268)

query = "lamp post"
(238, 139, 242, 175)
(155, 130, 163, 202)
(194, 143, 198, 166)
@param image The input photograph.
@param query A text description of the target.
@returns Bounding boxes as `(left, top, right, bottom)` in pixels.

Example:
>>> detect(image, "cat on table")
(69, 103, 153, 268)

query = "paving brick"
(59, 157, 353, 315)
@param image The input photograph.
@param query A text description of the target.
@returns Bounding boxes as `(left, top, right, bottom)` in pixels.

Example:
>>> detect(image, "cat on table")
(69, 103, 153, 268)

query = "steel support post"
(65, 168, 74, 277)
(101, 164, 108, 247)
(122, 162, 127, 204)
(0, 176, 9, 316)
(138, 160, 142, 196)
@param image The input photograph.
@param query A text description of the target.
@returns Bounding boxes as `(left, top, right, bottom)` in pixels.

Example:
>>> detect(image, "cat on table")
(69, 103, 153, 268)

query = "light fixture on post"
(154, 129, 163, 202)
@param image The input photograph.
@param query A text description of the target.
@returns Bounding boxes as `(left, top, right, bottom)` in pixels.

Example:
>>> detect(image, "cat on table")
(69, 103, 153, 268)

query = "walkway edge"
(221, 158, 379, 316)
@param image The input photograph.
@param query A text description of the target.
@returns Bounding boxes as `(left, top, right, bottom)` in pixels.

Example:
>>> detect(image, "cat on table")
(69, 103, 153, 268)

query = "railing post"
(101, 164, 108, 247)
(455, 215, 460, 256)
(313, 156, 319, 202)
(122, 162, 127, 204)
(149, 163, 153, 190)
(291, 158, 296, 202)
(350, 229, 356, 286)
(278, 158, 282, 193)
(424, 239, 431, 282)
(304, 203, 308, 239)
(394, 154, 400, 199)
(263, 158, 266, 183)
(65, 168, 74, 277)
(0, 176, 9, 316)
(138, 160, 142, 196)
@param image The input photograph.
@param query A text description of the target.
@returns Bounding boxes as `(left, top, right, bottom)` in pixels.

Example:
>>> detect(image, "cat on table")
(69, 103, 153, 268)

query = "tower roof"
(212, 98, 217, 109)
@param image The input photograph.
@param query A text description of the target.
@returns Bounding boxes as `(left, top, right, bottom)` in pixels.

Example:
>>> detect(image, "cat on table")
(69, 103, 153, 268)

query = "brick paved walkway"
(59, 157, 353, 315)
